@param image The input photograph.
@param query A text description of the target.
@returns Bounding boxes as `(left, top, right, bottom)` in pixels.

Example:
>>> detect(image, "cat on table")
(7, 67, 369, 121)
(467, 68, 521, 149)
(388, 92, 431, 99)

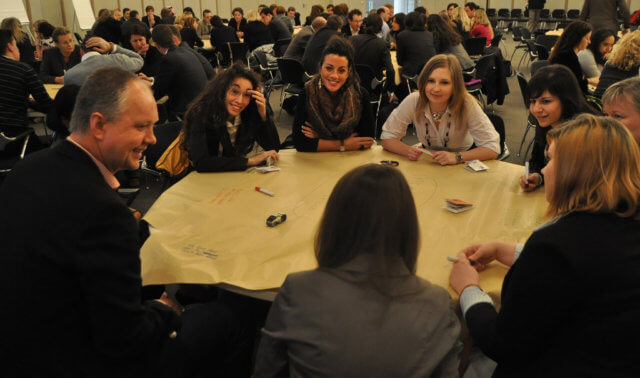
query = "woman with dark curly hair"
(549, 20, 594, 94)
(182, 62, 280, 172)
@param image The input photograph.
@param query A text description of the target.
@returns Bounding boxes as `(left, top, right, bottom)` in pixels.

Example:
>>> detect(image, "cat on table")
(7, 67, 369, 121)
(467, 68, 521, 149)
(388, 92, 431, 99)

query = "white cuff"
(514, 243, 525, 262)
(460, 286, 494, 318)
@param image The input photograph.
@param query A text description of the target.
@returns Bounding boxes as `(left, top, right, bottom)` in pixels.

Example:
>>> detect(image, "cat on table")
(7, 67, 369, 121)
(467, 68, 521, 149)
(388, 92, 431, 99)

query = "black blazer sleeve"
(465, 230, 578, 367)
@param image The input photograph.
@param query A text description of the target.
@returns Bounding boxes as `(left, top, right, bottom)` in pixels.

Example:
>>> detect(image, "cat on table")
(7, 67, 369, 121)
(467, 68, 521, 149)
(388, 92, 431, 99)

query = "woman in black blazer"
(450, 114, 640, 377)
(549, 20, 596, 94)
(182, 63, 279, 172)
(39, 27, 82, 84)
(228, 7, 247, 38)
(179, 16, 204, 48)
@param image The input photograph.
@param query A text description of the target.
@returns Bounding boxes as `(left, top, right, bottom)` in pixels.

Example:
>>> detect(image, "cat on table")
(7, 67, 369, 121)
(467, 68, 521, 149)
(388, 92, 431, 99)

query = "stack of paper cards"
(255, 166, 281, 173)
(465, 160, 489, 172)
(444, 198, 474, 213)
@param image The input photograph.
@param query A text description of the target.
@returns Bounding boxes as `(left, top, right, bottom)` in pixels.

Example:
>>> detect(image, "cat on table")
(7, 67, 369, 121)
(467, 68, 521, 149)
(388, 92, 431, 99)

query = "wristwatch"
(340, 139, 346, 152)
(456, 153, 464, 164)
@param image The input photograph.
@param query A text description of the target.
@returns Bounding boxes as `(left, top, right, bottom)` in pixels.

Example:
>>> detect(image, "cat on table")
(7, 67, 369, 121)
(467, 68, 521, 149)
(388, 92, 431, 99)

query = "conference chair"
(355, 64, 386, 137)
(273, 38, 291, 58)
(141, 121, 183, 191)
(534, 43, 550, 60)
(463, 37, 487, 58)
(516, 73, 537, 160)
(276, 58, 306, 120)
(485, 113, 510, 160)
(0, 125, 34, 182)
(530, 59, 549, 76)
(566, 9, 580, 20)
(227, 42, 249, 66)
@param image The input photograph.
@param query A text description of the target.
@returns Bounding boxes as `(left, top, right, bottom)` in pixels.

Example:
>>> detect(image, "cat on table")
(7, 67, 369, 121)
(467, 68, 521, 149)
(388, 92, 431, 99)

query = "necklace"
(431, 110, 446, 122)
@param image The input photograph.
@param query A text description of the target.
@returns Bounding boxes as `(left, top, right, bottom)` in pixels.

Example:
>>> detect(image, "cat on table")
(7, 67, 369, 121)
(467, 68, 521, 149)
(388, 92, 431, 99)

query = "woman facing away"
(381, 54, 500, 165)
(292, 36, 375, 152)
(520, 64, 599, 192)
(254, 163, 462, 377)
(450, 114, 640, 377)
(426, 14, 474, 71)
(182, 62, 280, 172)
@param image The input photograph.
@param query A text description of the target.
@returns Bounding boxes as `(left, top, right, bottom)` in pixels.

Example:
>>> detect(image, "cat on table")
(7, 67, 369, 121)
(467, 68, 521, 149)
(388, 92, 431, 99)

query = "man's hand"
(84, 37, 113, 54)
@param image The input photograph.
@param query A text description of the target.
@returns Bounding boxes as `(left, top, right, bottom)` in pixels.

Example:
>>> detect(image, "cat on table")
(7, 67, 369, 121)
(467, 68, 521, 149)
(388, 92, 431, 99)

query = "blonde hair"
(246, 9, 261, 22)
(474, 9, 494, 38)
(602, 76, 640, 114)
(607, 30, 640, 71)
(1, 17, 26, 43)
(451, 6, 470, 32)
(417, 54, 475, 129)
(546, 114, 640, 219)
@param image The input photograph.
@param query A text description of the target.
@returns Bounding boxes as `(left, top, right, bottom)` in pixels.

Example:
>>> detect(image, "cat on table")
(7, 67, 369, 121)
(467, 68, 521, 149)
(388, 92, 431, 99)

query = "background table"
(141, 147, 548, 301)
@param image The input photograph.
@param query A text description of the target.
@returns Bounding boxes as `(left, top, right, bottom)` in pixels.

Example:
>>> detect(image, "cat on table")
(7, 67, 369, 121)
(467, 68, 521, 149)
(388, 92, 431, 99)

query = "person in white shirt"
(380, 54, 500, 165)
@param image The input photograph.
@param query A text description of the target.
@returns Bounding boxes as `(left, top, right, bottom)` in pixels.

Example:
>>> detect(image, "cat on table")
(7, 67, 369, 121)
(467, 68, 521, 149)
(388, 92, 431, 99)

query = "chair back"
(486, 113, 506, 157)
(516, 72, 529, 107)
(487, 8, 497, 18)
(535, 34, 558, 51)
(510, 9, 522, 19)
(463, 37, 486, 56)
(253, 50, 270, 70)
(354, 64, 382, 93)
(491, 32, 503, 47)
(530, 59, 549, 75)
(227, 42, 248, 64)
(534, 43, 549, 60)
(540, 8, 550, 19)
(520, 27, 532, 40)
(273, 38, 291, 57)
(0, 126, 35, 176)
(552, 9, 566, 19)
(277, 58, 306, 86)
(144, 121, 183, 170)
(567, 9, 580, 19)
(497, 8, 509, 18)
(512, 26, 523, 41)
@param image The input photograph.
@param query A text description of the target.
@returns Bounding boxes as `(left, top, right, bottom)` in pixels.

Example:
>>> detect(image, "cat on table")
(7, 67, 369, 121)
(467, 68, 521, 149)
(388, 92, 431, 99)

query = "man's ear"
(88, 112, 108, 141)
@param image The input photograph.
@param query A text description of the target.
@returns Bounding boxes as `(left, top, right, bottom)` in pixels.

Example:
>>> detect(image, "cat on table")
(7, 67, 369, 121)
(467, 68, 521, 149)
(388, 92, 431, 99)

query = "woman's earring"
(318, 78, 322, 88)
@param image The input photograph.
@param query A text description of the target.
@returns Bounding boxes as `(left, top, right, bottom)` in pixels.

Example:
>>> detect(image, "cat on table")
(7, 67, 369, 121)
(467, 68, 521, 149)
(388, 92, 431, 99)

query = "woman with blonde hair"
(1, 17, 34, 62)
(594, 30, 640, 98)
(381, 54, 500, 165)
(469, 9, 493, 46)
(179, 15, 203, 48)
(450, 114, 640, 377)
(450, 5, 471, 39)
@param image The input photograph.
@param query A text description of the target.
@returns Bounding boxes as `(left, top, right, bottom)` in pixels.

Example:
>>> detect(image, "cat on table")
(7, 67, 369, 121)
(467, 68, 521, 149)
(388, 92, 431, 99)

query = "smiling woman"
(182, 62, 280, 172)
(520, 64, 598, 192)
(380, 54, 500, 165)
(292, 36, 375, 152)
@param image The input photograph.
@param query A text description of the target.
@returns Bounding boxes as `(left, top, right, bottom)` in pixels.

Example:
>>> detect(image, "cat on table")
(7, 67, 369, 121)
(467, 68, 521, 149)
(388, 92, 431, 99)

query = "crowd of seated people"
(1, 2, 640, 377)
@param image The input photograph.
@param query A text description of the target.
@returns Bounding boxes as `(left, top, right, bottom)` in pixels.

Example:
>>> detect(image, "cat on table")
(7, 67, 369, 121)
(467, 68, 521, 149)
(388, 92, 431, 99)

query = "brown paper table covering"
(141, 146, 548, 299)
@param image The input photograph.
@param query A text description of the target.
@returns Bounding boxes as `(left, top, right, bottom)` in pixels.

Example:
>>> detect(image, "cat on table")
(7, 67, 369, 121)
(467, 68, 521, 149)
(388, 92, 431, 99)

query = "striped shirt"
(0, 55, 52, 127)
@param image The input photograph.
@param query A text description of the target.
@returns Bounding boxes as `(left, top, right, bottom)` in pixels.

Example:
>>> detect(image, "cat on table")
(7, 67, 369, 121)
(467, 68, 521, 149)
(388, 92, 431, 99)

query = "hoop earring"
(318, 77, 322, 88)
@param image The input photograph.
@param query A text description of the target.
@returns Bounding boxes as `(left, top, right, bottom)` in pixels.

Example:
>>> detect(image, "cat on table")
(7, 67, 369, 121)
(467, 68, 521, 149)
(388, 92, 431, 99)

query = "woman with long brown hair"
(381, 54, 500, 165)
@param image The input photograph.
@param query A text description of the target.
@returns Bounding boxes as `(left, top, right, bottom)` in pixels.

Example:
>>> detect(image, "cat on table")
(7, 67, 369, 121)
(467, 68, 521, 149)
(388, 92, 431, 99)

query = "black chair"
(535, 34, 559, 52)
(551, 9, 566, 20)
(355, 64, 385, 137)
(530, 59, 549, 76)
(516, 39, 538, 69)
(273, 38, 291, 57)
(485, 113, 509, 160)
(516, 73, 537, 160)
(487, 8, 497, 18)
(227, 42, 249, 65)
(539, 8, 551, 30)
(534, 43, 549, 60)
(567, 9, 580, 19)
(0, 125, 34, 181)
(463, 37, 486, 58)
(497, 8, 510, 30)
(473, 53, 500, 108)
(141, 121, 183, 191)
(276, 58, 306, 120)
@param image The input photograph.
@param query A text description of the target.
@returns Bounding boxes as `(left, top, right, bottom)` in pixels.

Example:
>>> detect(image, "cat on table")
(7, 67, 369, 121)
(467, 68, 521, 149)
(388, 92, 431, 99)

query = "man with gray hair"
(0, 66, 244, 376)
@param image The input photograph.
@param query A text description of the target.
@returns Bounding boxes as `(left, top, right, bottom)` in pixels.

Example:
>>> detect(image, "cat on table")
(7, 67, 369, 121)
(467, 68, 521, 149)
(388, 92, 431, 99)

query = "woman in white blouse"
(380, 54, 500, 165)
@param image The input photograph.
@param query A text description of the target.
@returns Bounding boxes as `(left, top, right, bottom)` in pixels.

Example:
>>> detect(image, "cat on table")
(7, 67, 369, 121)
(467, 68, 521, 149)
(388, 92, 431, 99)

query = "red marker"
(255, 186, 275, 196)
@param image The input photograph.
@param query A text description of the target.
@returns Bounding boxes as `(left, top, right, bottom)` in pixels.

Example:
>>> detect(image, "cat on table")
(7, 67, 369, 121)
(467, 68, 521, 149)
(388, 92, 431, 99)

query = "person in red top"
(469, 8, 493, 46)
